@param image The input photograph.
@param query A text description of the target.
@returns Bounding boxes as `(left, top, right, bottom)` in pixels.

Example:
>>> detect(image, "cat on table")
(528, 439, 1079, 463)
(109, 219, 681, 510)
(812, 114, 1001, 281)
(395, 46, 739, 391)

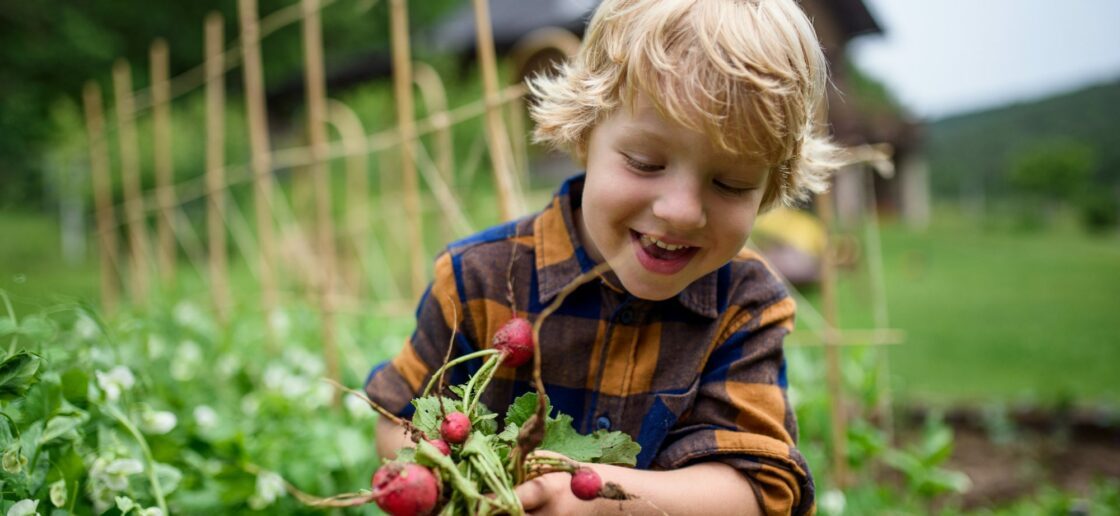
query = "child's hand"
(515, 450, 591, 515)
(515, 470, 584, 515)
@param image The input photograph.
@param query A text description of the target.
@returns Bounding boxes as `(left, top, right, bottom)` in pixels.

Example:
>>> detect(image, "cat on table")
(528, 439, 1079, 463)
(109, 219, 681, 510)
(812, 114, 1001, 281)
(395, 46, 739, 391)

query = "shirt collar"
(533, 174, 720, 319)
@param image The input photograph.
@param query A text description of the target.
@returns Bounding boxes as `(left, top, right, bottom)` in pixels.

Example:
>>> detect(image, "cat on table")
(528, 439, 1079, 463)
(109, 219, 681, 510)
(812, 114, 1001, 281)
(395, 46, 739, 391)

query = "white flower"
(170, 340, 202, 381)
(819, 489, 846, 515)
(283, 375, 312, 399)
(75, 315, 100, 340)
(344, 393, 374, 419)
(173, 301, 208, 330)
(102, 458, 144, 491)
(193, 405, 218, 429)
(49, 479, 67, 507)
(248, 470, 286, 509)
(216, 354, 240, 379)
(301, 380, 333, 410)
(95, 366, 136, 402)
(269, 309, 291, 335)
(241, 395, 260, 416)
(263, 364, 290, 391)
(6, 499, 38, 516)
(139, 507, 164, 516)
(115, 496, 136, 513)
(146, 334, 167, 359)
(141, 410, 178, 435)
(262, 363, 318, 401)
(285, 348, 323, 377)
(2, 446, 27, 474)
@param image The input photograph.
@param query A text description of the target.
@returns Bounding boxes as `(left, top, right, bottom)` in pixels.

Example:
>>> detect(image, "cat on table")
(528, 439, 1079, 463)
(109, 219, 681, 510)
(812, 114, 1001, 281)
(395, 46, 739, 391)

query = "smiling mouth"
(638, 233, 691, 252)
(631, 230, 698, 273)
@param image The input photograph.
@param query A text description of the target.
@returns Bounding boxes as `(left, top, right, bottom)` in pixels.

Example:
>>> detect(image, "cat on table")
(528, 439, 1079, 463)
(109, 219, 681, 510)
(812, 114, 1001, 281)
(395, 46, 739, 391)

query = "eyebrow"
(619, 125, 670, 146)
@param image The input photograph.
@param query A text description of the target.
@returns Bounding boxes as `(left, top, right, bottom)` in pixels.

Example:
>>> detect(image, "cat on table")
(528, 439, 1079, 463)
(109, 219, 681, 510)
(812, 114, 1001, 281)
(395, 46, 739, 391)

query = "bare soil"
(905, 406, 1120, 510)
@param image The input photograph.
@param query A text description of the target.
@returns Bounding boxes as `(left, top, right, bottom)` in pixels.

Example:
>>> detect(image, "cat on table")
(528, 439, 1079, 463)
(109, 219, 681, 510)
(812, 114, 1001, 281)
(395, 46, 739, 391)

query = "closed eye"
(622, 154, 663, 173)
(714, 180, 756, 196)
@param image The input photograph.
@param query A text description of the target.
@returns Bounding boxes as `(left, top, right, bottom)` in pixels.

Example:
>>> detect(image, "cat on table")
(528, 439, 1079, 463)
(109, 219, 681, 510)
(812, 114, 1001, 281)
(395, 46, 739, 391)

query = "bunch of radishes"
(293, 265, 634, 515)
(330, 316, 637, 516)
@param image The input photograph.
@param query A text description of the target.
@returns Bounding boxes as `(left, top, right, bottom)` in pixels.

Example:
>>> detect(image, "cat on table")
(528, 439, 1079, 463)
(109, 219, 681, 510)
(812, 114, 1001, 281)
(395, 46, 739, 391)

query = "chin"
(617, 275, 683, 301)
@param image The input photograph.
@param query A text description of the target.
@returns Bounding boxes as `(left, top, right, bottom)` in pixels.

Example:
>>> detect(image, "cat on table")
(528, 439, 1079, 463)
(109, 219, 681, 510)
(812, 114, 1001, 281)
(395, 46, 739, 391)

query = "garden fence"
(79, 0, 902, 488)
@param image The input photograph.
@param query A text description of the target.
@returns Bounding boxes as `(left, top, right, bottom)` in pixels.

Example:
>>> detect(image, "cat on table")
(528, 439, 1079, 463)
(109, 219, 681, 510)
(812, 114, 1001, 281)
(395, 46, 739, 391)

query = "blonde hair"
(529, 0, 840, 209)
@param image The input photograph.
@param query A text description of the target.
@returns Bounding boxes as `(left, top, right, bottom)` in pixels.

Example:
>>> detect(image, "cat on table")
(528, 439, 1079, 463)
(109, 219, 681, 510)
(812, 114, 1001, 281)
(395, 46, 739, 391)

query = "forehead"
(615, 87, 772, 161)
(610, 94, 768, 168)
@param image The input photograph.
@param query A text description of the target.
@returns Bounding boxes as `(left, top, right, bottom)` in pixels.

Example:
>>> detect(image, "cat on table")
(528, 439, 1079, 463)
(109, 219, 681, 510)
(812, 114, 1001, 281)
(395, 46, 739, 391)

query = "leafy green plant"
(0, 298, 386, 514)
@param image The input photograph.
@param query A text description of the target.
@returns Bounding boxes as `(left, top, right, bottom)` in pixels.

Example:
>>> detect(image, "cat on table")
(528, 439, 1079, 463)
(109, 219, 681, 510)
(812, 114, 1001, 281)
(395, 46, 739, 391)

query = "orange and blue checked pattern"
(365, 175, 814, 514)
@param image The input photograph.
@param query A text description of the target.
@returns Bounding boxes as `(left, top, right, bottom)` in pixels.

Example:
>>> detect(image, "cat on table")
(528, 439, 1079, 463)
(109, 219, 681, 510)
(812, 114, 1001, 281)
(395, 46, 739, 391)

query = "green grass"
(829, 206, 1120, 406)
(5, 202, 1120, 407)
(0, 211, 100, 317)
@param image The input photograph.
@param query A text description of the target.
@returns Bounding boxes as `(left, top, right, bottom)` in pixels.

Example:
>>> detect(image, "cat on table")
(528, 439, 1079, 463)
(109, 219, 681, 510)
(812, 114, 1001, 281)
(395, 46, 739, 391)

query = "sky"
(848, 0, 1120, 120)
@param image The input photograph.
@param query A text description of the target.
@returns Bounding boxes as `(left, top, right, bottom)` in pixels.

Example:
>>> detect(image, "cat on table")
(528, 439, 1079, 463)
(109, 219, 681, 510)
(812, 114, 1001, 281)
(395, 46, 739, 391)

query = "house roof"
(422, 0, 598, 54)
(828, 0, 882, 39)
(424, 0, 882, 55)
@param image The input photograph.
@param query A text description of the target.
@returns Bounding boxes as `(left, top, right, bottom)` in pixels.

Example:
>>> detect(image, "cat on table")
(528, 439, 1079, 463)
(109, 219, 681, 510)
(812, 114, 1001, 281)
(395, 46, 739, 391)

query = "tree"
(1008, 139, 1095, 201)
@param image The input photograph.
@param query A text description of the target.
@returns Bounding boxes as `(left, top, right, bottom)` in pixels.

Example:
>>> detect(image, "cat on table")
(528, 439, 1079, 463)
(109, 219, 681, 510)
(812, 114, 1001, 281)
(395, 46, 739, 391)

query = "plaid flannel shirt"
(365, 175, 815, 514)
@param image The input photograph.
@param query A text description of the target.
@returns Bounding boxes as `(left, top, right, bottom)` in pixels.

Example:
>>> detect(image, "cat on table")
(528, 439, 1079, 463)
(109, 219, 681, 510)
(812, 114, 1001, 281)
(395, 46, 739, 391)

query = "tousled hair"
(529, 0, 841, 209)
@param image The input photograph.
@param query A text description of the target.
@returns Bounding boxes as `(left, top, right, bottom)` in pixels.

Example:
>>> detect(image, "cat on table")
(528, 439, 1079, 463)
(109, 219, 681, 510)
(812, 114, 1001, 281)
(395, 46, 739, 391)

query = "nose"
(651, 174, 706, 230)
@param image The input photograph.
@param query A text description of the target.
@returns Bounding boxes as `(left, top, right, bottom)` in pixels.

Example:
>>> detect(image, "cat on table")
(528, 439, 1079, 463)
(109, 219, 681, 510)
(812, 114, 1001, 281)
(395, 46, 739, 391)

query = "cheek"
(585, 168, 646, 220)
(714, 203, 759, 250)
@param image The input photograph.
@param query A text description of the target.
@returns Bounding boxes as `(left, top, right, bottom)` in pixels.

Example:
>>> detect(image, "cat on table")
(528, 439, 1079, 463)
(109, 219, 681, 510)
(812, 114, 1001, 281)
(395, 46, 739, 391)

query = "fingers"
(515, 475, 549, 511)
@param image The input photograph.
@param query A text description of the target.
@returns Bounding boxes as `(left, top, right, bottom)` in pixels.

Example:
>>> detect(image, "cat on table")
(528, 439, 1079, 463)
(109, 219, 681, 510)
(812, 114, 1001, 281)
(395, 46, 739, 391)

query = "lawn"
(829, 206, 1120, 406)
(0, 211, 100, 316)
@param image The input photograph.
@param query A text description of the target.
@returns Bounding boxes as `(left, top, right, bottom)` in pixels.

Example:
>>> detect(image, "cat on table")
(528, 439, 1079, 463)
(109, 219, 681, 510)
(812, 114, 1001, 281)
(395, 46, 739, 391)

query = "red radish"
(426, 438, 452, 456)
(570, 468, 602, 501)
(492, 317, 534, 367)
(371, 462, 440, 516)
(440, 412, 471, 444)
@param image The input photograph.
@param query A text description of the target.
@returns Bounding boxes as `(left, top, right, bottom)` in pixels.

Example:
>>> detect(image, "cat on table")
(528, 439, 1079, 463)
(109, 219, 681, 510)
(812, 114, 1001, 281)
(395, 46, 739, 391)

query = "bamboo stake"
(412, 63, 454, 193)
(863, 167, 895, 439)
(205, 12, 231, 322)
(238, 0, 279, 346)
(413, 139, 474, 238)
(413, 61, 455, 243)
(150, 39, 177, 287)
(817, 189, 848, 488)
(471, 0, 521, 221)
(507, 91, 528, 187)
(112, 59, 152, 302)
(326, 100, 370, 300)
(166, 205, 210, 282)
(302, 0, 340, 403)
(389, 0, 426, 301)
(507, 28, 582, 189)
(83, 82, 120, 315)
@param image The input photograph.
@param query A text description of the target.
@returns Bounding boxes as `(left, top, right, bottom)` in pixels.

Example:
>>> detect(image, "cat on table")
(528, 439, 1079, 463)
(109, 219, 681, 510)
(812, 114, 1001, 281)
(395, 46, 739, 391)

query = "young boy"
(364, 0, 838, 513)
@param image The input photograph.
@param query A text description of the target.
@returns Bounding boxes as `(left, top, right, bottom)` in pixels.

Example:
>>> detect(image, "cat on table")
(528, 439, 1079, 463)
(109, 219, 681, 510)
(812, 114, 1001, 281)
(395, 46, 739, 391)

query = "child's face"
(578, 94, 771, 301)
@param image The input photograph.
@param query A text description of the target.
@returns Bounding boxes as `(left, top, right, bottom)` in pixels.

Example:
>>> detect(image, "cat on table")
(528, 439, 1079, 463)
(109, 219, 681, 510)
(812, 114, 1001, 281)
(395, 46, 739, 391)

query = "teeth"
(640, 233, 689, 252)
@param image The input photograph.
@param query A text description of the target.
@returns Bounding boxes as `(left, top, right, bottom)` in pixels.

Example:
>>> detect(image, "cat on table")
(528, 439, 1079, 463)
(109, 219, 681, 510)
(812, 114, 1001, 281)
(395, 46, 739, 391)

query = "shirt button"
(596, 416, 611, 430)
(618, 308, 634, 324)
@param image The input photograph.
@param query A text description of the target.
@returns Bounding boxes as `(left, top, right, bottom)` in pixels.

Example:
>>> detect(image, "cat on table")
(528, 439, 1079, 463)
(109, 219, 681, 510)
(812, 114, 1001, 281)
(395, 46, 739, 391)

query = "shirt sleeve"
(364, 252, 468, 417)
(652, 294, 815, 515)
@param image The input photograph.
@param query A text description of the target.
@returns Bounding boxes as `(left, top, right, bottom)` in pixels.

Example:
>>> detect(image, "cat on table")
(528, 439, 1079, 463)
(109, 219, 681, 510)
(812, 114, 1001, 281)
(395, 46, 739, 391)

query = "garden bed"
(905, 405, 1120, 510)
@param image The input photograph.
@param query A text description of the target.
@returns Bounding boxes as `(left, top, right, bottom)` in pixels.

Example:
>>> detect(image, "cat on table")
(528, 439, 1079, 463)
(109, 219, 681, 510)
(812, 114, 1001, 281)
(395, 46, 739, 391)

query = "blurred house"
(800, 1, 929, 233)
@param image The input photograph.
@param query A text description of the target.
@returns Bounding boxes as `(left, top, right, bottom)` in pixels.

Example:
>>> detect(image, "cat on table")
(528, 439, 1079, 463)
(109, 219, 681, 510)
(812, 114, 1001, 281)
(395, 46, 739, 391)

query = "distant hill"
(926, 80, 1120, 200)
